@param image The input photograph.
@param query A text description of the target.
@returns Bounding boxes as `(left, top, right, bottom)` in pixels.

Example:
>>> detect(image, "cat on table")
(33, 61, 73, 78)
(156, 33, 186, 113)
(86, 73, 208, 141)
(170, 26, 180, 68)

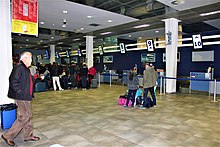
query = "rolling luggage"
(91, 79, 98, 88)
(1, 103, 17, 129)
(35, 82, 46, 92)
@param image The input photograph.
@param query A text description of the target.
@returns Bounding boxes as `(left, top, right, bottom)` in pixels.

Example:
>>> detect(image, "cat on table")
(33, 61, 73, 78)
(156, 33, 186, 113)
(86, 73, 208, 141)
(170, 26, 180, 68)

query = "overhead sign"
(146, 40, 154, 51)
(192, 34, 203, 49)
(98, 45, 103, 55)
(12, 0, 38, 36)
(119, 43, 126, 54)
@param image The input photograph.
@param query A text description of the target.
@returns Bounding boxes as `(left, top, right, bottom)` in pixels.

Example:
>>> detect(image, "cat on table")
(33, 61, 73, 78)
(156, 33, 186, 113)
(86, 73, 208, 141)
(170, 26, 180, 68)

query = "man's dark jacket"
(8, 61, 33, 101)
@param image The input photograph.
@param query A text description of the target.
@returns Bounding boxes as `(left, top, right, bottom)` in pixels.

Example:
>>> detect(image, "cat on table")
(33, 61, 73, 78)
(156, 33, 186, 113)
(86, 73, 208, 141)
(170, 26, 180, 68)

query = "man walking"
(2, 52, 40, 146)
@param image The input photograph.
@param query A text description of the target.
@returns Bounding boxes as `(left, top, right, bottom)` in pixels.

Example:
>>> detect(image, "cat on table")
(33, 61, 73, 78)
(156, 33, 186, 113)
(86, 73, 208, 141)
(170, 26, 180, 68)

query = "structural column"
(164, 18, 179, 93)
(86, 36, 94, 68)
(50, 45, 55, 64)
(0, 0, 14, 104)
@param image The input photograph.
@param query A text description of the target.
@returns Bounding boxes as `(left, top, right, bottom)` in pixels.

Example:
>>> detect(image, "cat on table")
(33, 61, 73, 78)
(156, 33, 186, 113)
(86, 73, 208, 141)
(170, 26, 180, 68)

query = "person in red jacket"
(2, 52, 40, 146)
(88, 66, 97, 87)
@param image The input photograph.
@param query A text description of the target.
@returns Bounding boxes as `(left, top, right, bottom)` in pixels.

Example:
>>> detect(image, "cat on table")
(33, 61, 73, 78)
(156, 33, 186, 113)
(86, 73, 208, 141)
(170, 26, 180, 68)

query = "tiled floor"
(1, 84, 220, 147)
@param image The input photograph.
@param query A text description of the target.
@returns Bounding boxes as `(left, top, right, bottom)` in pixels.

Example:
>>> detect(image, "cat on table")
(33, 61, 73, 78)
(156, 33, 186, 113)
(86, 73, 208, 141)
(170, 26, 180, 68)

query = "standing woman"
(124, 69, 139, 108)
(143, 63, 158, 108)
(80, 63, 88, 90)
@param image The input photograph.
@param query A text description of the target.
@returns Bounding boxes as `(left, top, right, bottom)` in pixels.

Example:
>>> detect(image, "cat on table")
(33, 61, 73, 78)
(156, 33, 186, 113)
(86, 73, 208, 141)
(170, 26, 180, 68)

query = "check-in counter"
(100, 70, 119, 83)
(190, 72, 212, 92)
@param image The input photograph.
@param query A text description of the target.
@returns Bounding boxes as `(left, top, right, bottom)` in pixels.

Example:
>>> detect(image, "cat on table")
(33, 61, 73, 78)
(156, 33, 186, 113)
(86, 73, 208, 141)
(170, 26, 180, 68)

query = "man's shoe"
(24, 136, 40, 142)
(2, 135, 15, 146)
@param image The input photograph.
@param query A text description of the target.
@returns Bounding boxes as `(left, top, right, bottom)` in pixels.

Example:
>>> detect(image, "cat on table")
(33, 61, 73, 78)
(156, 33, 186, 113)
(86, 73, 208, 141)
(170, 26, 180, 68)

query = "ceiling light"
(26, 45, 28, 47)
(62, 24, 66, 27)
(40, 21, 44, 25)
(52, 24, 55, 26)
(171, 0, 185, 5)
(20, 47, 22, 48)
(26, 39, 29, 41)
(87, 15, 92, 18)
(69, 48, 71, 49)
(40, 40, 43, 42)
(80, 28, 84, 30)
(128, 35, 131, 37)
(155, 30, 159, 33)
(73, 38, 80, 41)
(200, 10, 220, 16)
(100, 32, 112, 35)
(51, 36, 54, 39)
(134, 24, 150, 29)
(58, 42, 64, 45)
(108, 20, 112, 23)
(62, 10, 68, 14)
(139, 37, 142, 39)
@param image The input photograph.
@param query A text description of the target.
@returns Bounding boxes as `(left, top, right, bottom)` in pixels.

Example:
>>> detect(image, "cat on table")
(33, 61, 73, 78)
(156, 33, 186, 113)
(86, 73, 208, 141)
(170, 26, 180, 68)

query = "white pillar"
(164, 18, 179, 93)
(86, 36, 93, 68)
(50, 45, 55, 64)
(0, 0, 14, 104)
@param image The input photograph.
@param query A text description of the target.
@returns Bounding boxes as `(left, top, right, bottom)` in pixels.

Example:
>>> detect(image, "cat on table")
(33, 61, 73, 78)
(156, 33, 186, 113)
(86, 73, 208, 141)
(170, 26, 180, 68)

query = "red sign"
(12, 0, 38, 36)
(13, 0, 38, 22)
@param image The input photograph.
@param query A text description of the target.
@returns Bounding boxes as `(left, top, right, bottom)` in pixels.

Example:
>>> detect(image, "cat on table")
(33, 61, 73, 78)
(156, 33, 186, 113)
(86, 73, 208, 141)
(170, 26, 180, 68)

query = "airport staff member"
(2, 51, 40, 146)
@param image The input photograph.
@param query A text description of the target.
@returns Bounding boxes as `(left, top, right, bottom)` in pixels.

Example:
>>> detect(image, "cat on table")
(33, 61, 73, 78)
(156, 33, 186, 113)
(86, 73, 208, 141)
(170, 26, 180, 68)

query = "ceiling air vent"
(89, 23, 100, 27)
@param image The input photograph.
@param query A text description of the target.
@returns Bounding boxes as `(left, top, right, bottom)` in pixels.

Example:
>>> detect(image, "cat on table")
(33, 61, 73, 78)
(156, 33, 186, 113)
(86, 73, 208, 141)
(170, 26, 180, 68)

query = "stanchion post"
(213, 79, 217, 102)
(109, 70, 112, 87)
(98, 73, 101, 87)
(163, 77, 166, 94)
(160, 76, 162, 95)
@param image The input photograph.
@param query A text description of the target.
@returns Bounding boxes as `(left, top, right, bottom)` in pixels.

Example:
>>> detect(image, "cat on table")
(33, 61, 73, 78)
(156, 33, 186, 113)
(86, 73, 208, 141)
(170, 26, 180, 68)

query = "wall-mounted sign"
(165, 31, 172, 45)
(192, 34, 203, 49)
(12, 0, 38, 36)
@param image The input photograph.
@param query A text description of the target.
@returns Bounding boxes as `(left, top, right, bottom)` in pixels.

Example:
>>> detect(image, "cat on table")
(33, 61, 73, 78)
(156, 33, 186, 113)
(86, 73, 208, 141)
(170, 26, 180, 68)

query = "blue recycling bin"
(1, 103, 17, 129)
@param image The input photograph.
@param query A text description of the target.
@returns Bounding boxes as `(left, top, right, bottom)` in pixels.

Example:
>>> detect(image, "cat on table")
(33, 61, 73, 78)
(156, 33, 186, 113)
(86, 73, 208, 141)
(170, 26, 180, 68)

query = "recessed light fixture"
(26, 39, 29, 41)
(200, 10, 220, 16)
(108, 20, 112, 23)
(80, 27, 84, 30)
(87, 15, 92, 18)
(155, 30, 159, 33)
(40, 21, 44, 25)
(51, 36, 54, 39)
(62, 24, 66, 28)
(100, 32, 112, 35)
(26, 45, 28, 47)
(40, 40, 43, 42)
(128, 35, 131, 37)
(171, 0, 185, 5)
(62, 10, 68, 14)
(134, 24, 150, 29)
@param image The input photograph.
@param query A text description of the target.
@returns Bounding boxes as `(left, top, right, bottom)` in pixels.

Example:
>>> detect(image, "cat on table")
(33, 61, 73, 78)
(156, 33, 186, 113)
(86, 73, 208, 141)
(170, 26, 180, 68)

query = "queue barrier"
(98, 73, 219, 102)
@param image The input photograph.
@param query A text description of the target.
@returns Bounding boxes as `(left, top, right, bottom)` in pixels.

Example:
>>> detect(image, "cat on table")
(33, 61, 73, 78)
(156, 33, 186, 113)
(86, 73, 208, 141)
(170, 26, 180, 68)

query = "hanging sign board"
(146, 40, 154, 51)
(12, 0, 38, 36)
(192, 34, 203, 49)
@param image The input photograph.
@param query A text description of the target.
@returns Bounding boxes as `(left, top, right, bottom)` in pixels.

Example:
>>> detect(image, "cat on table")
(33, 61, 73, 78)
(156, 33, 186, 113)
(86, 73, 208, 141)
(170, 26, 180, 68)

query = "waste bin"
(1, 103, 17, 129)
